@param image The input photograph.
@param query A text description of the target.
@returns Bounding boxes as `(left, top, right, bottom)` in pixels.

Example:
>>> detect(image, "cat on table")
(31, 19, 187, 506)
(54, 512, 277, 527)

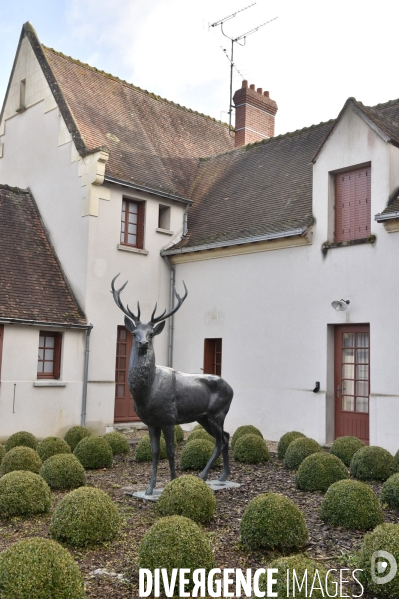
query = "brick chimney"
(233, 80, 278, 148)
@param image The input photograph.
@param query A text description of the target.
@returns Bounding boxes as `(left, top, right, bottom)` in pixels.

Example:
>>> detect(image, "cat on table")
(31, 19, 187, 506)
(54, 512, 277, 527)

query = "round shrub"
(296, 452, 349, 492)
(64, 426, 92, 451)
(134, 435, 167, 462)
(40, 454, 86, 490)
(104, 431, 130, 455)
(350, 445, 397, 481)
(330, 435, 365, 467)
(255, 554, 336, 598)
(174, 425, 185, 443)
(5, 431, 38, 452)
(233, 434, 270, 464)
(157, 475, 216, 523)
(51, 486, 120, 546)
(231, 425, 263, 449)
(381, 473, 399, 510)
(284, 437, 322, 470)
(358, 524, 399, 599)
(0, 537, 85, 599)
(73, 436, 113, 469)
(240, 493, 308, 551)
(187, 429, 214, 443)
(139, 516, 214, 593)
(320, 479, 384, 530)
(0, 471, 51, 518)
(37, 437, 71, 462)
(180, 439, 220, 471)
(277, 431, 306, 459)
(1, 446, 42, 474)
(395, 448, 399, 470)
(0, 445, 5, 463)
(193, 423, 204, 431)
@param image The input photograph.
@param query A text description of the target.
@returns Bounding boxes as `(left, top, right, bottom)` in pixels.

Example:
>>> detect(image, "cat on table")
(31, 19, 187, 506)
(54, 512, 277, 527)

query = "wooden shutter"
(335, 167, 371, 242)
(203, 339, 222, 376)
(53, 333, 62, 379)
(136, 202, 145, 249)
(0, 324, 4, 381)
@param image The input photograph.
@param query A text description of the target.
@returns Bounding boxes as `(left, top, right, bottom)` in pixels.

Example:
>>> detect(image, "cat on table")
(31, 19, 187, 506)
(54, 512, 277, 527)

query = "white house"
(1, 22, 399, 452)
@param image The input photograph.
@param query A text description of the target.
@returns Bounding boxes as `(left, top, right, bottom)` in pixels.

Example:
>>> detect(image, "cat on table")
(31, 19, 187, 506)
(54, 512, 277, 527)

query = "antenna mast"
(211, 4, 277, 131)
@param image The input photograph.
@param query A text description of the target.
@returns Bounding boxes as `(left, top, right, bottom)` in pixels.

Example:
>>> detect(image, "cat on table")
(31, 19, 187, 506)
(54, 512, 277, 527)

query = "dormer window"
(335, 167, 371, 242)
(120, 199, 145, 249)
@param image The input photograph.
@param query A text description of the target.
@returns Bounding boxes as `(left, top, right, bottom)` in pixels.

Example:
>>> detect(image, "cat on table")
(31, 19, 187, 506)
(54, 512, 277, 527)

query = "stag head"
(111, 274, 188, 352)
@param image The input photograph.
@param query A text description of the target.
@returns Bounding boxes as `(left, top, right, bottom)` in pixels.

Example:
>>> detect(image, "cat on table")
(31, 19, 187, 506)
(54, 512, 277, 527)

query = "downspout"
(81, 324, 93, 426)
(163, 256, 175, 368)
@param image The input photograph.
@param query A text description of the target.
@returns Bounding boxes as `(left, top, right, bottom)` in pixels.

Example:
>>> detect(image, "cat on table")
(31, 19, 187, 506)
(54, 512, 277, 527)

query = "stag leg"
(197, 418, 227, 481)
(162, 425, 176, 482)
(146, 426, 161, 495)
(218, 431, 231, 481)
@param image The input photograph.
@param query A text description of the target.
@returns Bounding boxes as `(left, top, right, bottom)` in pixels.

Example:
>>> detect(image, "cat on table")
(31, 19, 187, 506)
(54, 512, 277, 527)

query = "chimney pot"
(233, 82, 278, 148)
(257, 88, 263, 95)
(264, 91, 270, 98)
(250, 84, 255, 90)
(242, 80, 248, 88)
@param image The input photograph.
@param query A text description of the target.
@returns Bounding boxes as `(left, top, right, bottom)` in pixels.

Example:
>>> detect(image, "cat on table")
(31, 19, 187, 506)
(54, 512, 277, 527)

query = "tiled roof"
(170, 121, 335, 250)
(0, 185, 86, 325)
(21, 24, 234, 198)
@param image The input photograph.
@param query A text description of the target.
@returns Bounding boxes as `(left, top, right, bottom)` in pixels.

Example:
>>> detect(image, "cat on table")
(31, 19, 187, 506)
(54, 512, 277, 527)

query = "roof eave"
(0, 317, 90, 329)
(375, 211, 399, 222)
(104, 176, 193, 205)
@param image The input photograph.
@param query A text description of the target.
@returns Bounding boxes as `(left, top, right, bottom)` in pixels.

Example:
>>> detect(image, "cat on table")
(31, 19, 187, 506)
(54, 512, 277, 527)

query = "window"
(37, 332, 62, 379)
(335, 166, 371, 242)
(203, 338, 222, 376)
(158, 204, 171, 230)
(120, 199, 145, 248)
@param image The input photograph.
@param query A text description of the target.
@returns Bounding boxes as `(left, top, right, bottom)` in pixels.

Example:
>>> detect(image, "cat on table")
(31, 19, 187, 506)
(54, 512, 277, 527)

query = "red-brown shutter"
(335, 167, 371, 242)
(53, 333, 62, 379)
(0, 324, 4, 381)
(137, 202, 145, 249)
(203, 339, 215, 374)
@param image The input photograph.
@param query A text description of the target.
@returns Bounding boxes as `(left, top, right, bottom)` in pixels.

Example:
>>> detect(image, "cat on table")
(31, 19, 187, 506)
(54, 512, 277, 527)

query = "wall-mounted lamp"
(331, 299, 350, 311)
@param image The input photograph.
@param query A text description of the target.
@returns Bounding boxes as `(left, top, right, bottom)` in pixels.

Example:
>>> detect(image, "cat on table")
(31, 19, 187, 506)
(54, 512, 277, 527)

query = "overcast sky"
(1, 0, 398, 135)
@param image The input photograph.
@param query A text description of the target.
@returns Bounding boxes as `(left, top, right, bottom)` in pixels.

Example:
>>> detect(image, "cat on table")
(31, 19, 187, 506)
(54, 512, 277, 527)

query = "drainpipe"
(163, 256, 175, 368)
(183, 204, 189, 236)
(81, 324, 93, 426)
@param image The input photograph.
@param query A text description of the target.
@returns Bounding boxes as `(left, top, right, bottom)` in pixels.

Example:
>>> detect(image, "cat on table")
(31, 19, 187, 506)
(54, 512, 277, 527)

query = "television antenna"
(210, 3, 277, 130)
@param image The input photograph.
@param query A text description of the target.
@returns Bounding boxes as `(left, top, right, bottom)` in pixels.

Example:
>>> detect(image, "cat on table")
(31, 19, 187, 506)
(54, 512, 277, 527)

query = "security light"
(331, 299, 350, 311)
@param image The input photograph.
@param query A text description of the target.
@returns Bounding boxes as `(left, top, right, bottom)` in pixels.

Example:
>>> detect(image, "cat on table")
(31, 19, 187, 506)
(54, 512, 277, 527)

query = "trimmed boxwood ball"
(37, 437, 71, 462)
(330, 435, 365, 467)
(104, 431, 130, 455)
(240, 493, 308, 551)
(0, 445, 5, 463)
(134, 435, 167, 462)
(255, 554, 336, 599)
(40, 454, 86, 490)
(0, 471, 51, 518)
(277, 431, 306, 459)
(51, 486, 120, 546)
(157, 475, 216, 523)
(0, 537, 85, 599)
(231, 425, 263, 449)
(180, 439, 220, 471)
(73, 436, 113, 469)
(233, 434, 270, 464)
(350, 445, 397, 481)
(381, 473, 399, 510)
(358, 524, 399, 599)
(64, 425, 92, 451)
(284, 437, 322, 470)
(139, 516, 214, 592)
(193, 423, 204, 431)
(2, 446, 42, 474)
(174, 424, 185, 443)
(320, 479, 384, 530)
(395, 449, 399, 469)
(296, 452, 349, 492)
(186, 428, 214, 443)
(5, 431, 38, 452)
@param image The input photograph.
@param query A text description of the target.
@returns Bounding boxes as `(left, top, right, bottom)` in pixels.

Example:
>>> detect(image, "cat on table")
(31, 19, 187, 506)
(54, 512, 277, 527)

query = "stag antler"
(111, 274, 141, 324)
(151, 281, 188, 324)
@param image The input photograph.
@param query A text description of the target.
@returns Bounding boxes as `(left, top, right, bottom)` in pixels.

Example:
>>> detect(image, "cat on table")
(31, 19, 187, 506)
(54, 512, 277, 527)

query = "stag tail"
(151, 281, 188, 324)
(111, 274, 141, 324)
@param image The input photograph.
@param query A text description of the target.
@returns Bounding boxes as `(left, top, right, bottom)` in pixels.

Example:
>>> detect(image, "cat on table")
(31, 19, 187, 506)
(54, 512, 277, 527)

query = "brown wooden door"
(114, 326, 140, 422)
(334, 325, 369, 444)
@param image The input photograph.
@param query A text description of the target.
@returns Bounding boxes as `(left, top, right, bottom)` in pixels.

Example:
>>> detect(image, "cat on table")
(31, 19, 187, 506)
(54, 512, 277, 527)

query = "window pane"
(44, 349, 54, 361)
(117, 384, 125, 397)
(45, 336, 55, 348)
(356, 349, 369, 364)
(121, 222, 125, 232)
(128, 203, 138, 214)
(120, 329, 126, 340)
(128, 223, 137, 234)
(342, 364, 354, 379)
(44, 361, 53, 373)
(343, 333, 355, 347)
(118, 372, 125, 382)
(356, 333, 369, 348)
(356, 365, 368, 380)
(119, 358, 126, 369)
(342, 396, 355, 411)
(39, 336, 44, 346)
(342, 380, 354, 395)
(128, 213, 138, 224)
(356, 397, 369, 413)
(342, 349, 354, 363)
(120, 232, 124, 243)
(122, 200, 126, 210)
(128, 234, 136, 245)
(356, 381, 368, 395)
(37, 362, 43, 373)
(119, 344, 126, 356)
(38, 348, 44, 360)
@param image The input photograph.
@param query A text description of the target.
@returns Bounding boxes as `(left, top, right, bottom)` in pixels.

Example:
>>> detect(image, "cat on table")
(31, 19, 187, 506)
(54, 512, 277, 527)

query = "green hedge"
(240, 493, 308, 551)
(175, 425, 185, 443)
(73, 436, 113, 469)
(381, 473, 399, 510)
(320, 479, 384, 530)
(277, 431, 306, 460)
(5, 431, 38, 452)
(51, 487, 120, 546)
(350, 445, 397, 481)
(231, 425, 263, 449)
(40, 454, 86, 490)
(134, 435, 167, 462)
(296, 452, 348, 492)
(358, 524, 399, 599)
(232, 434, 270, 464)
(157, 475, 216, 524)
(330, 435, 365, 467)
(284, 437, 322, 470)
(0, 538, 85, 599)
(0, 471, 51, 518)
(186, 429, 214, 444)
(64, 426, 92, 451)
(104, 432, 130, 455)
(139, 516, 214, 594)
(1, 446, 42, 475)
(180, 439, 220, 471)
(0, 445, 5, 464)
(37, 437, 71, 462)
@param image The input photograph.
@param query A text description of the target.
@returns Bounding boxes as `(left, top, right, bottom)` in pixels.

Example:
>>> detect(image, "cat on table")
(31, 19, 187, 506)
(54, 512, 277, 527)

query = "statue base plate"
(205, 479, 241, 490)
(125, 479, 241, 501)
(127, 488, 164, 501)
